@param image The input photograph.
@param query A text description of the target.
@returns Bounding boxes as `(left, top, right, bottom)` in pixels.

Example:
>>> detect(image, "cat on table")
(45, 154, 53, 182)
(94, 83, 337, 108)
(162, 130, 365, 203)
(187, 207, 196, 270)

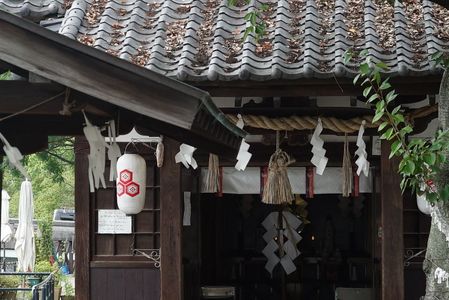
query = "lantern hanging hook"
(124, 138, 157, 153)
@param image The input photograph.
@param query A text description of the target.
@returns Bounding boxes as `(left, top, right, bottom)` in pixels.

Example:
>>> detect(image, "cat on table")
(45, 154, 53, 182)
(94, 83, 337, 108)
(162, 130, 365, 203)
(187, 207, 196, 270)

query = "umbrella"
(1, 190, 13, 243)
(14, 180, 35, 272)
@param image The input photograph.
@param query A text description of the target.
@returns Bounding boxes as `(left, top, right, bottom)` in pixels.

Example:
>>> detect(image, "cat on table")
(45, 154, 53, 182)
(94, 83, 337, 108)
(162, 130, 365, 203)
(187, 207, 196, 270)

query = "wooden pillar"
(380, 141, 404, 300)
(160, 138, 183, 300)
(74, 137, 91, 300)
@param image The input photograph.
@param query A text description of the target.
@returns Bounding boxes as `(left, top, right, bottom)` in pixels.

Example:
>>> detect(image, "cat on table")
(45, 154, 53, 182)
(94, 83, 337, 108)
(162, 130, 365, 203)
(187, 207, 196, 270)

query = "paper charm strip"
(175, 144, 198, 169)
(235, 114, 252, 171)
(262, 211, 302, 275)
(310, 118, 328, 175)
(107, 120, 121, 181)
(156, 137, 164, 168)
(83, 112, 110, 192)
(0, 132, 29, 179)
(354, 121, 370, 177)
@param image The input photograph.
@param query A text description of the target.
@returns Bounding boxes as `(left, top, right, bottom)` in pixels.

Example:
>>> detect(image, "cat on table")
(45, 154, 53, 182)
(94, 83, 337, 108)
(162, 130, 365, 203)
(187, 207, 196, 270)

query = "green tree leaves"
(3, 137, 74, 221)
(346, 49, 449, 201)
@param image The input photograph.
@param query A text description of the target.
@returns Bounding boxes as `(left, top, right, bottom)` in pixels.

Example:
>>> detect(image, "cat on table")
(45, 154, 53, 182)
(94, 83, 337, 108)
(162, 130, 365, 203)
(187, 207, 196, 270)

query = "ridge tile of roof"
(55, 0, 449, 81)
(0, 0, 66, 21)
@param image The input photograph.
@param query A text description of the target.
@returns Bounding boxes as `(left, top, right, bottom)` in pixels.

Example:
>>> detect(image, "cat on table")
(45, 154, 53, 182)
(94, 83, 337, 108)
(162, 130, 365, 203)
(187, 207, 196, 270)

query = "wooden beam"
(0, 59, 28, 78)
(0, 133, 48, 155)
(0, 81, 65, 114)
(160, 138, 183, 300)
(0, 81, 129, 120)
(380, 141, 404, 300)
(192, 76, 442, 97)
(221, 106, 374, 118)
(74, 137, 91, 300)
(195, 142, 373, 167)
(0, 12, 244, 156)
(0, 16, 197, 129)
(0, 114, 135, 136)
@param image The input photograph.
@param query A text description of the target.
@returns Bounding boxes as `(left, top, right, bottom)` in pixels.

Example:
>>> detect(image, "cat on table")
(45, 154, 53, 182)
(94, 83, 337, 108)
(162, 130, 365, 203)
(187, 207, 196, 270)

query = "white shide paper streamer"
(0, 132, 28, 179)
(310, 118, 328, 175)
(355, 121, 370, 177)
(83, 112, 110, 192)
(175, 144, 198, 169)
(107, 120, 121, 181)
(235, 114, 252, 171)
(261, 211, 302, 275)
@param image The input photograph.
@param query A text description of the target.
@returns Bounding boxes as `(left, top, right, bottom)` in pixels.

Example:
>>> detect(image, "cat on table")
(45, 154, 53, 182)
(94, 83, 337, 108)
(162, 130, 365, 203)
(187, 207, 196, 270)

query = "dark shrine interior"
(183, 193, 376, 300)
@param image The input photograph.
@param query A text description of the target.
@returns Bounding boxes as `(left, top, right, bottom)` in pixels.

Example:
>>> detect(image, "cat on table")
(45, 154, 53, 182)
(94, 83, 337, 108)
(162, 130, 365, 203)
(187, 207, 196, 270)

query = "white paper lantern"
(116, 154, 146, 215)
(417, 193, 431, 215)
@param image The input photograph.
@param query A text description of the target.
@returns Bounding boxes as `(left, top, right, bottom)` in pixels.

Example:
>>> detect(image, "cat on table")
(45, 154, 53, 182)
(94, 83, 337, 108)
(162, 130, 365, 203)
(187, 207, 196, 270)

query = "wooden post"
(380, 141, 404, 300)
(74, 137, 91, 300)
(160, 138, 183, 300)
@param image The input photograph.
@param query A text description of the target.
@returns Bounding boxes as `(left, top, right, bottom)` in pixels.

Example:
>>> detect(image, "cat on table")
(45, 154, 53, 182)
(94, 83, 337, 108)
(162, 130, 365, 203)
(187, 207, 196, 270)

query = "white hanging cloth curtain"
(15, 180, 35, 272)
(200, 167, 373, 194)
(1, 190, 12, 243)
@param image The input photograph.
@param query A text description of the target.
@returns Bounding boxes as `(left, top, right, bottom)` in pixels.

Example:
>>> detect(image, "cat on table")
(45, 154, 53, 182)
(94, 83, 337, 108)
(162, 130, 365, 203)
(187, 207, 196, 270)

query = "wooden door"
(75, 138, 161, 300)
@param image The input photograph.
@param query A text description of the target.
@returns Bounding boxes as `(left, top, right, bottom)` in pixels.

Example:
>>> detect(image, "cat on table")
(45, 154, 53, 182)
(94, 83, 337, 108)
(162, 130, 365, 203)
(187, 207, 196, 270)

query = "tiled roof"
(0, 0, 66, 20)
(58, 0, 449, 81)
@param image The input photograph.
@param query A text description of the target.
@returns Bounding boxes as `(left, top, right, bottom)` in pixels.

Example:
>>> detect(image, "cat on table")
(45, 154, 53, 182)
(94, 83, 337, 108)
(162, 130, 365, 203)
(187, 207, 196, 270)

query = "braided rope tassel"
(262, 149, 295, 205)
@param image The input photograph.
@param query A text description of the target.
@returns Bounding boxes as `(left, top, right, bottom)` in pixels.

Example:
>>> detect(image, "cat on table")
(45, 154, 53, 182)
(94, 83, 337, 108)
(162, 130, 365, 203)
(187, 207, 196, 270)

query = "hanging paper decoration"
(236, 113, 244, 129)
(107, 120, 121, 182)
(116, 154, 146, 215)
(205, 154, 219, 192)
(235, 140, 252, 171)
(83, 112, 109, 192)
(156, 137, 164, 168)
(355, 120, 370, 177)
(235, 114, 252, 171)
(175, 144, 198, 169)
(262, 150, 295, 205)
(310, 118, 328, 175)
(0, 132, 29, 179)
(342, 134, 353, 197)
(262, 211, 302, 274)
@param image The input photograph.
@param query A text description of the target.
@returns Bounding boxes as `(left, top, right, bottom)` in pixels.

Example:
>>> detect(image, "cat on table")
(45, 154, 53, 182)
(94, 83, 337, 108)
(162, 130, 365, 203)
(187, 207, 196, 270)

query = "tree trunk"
(424, 69, 449, 299)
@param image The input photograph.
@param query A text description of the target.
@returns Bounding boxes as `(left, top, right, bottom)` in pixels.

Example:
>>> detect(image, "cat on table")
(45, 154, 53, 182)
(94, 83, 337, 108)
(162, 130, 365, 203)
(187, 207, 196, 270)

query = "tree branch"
(44, 150, 74, 165)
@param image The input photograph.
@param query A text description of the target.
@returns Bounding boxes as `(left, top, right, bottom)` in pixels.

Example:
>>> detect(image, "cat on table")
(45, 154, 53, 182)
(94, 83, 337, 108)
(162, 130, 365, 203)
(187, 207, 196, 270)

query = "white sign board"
(98, 210, 132, 234)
